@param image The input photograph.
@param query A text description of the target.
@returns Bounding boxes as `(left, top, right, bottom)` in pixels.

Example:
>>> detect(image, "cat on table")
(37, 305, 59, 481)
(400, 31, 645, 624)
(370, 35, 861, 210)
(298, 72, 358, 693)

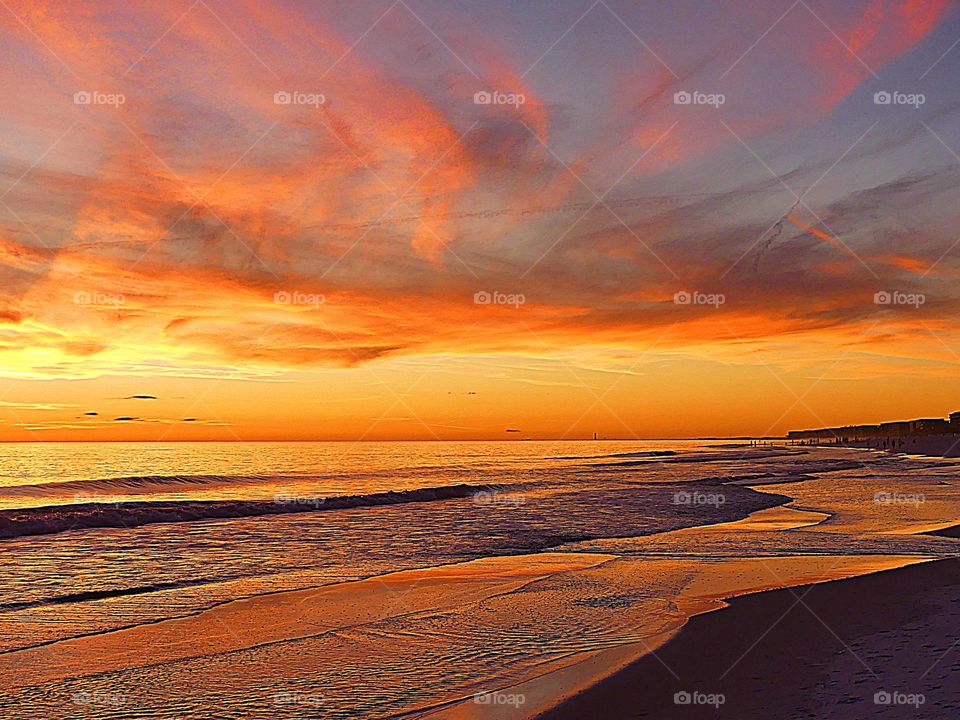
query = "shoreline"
(407, 550, 935, 720)
(798, 436, 960, 458)
(528, 456, 960, 720)
(416, 485, 954, 719)
(536, 550, 960, 720)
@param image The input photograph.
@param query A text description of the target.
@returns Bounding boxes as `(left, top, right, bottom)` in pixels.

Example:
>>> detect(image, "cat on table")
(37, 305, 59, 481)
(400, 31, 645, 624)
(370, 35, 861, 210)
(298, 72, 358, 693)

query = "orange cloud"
(0, 0, 958, 441)
(816, 0, 951, 109)
(786, 214, 847, 253)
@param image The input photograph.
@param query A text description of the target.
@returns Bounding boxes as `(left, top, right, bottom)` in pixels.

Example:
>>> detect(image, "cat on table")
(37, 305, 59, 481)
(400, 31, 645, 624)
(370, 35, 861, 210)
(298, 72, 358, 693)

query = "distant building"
(911, 418, 951, 435)
(788, 411, 959, 442)
(879, 421, 912, 437)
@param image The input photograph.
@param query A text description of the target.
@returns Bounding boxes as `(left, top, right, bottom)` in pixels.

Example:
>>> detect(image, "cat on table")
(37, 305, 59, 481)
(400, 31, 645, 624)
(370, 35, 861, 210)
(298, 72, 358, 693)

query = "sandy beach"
(539, 552, 960, 719)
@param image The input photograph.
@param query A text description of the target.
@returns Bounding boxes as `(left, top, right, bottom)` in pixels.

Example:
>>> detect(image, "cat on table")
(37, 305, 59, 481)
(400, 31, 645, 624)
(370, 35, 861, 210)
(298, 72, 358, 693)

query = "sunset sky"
(1, 0, 960, 440)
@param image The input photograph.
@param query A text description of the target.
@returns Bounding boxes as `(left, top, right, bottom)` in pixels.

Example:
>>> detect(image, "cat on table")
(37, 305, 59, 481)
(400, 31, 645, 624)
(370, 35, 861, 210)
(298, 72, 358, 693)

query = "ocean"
(0, 441, 957, 718)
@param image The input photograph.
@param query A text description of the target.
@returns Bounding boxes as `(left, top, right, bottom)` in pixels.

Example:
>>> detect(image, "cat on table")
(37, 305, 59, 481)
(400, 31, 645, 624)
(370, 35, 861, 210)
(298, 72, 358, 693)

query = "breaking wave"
(0, 482, 518, 540)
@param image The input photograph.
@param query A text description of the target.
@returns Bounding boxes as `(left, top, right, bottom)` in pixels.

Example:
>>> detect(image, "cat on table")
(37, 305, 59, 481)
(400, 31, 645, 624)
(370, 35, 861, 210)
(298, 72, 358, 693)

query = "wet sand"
(0, 553, 614, 688)
(414, 502, 937, 719)
(844, 435, 960, 458)
(538, 554, 960, 719)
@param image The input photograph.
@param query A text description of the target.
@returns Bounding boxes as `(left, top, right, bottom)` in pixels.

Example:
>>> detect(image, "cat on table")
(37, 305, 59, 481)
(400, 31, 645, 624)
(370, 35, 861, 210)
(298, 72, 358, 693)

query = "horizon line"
(0, 436, 788, 443)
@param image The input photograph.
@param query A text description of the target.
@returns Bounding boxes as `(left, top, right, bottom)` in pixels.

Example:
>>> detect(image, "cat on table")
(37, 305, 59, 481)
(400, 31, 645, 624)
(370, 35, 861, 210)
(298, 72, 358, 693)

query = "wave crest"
(0, 483, 515, 540)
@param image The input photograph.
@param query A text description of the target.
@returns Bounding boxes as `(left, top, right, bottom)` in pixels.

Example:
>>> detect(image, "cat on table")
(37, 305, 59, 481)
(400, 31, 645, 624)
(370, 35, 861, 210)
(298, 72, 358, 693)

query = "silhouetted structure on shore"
(788, 411, 960, 443)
